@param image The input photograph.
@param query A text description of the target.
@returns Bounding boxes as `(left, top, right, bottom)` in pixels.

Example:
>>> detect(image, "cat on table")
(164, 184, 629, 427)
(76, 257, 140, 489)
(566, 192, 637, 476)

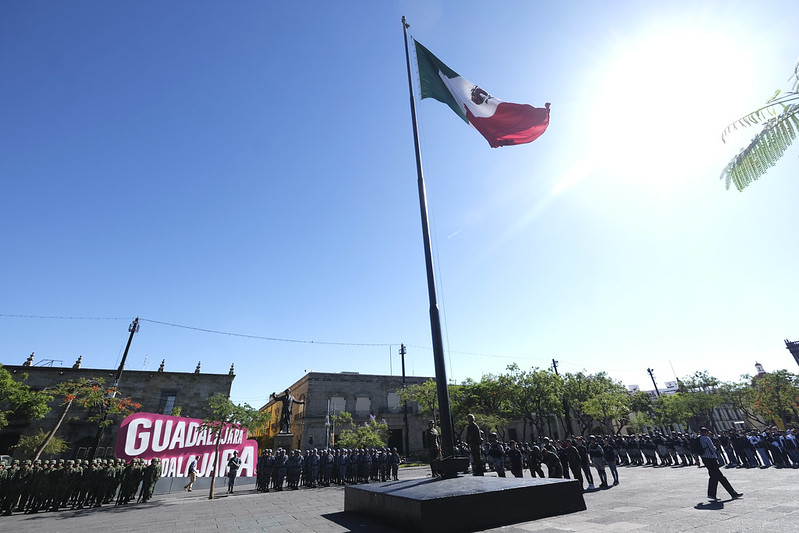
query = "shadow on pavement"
(694, 501, 725, 510)
(322, 511, 404, 532)
(12, 500, 170, 522)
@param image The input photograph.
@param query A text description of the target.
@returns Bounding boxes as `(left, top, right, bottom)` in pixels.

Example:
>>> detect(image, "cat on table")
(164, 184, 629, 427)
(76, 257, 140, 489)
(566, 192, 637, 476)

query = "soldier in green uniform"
(0, 461, 8, 513)
(15, 460, 34, 512)
(465, 414, 484, 476)
(48, 459, 65, 512)
(24, 459, 46, 513)
(116, 459, 136, 505)
(564, 439, 584, 489)
(139, 458, 161, 503)
(1, 460, 20, 515)
(542, 442, 563, 478)
(426, 420, 441, 477)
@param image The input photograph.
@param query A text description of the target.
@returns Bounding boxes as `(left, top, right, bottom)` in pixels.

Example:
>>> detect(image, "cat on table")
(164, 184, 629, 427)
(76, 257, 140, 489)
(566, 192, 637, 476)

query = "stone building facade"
(1, 354, 235, 459)
(258, 372, 434, 455)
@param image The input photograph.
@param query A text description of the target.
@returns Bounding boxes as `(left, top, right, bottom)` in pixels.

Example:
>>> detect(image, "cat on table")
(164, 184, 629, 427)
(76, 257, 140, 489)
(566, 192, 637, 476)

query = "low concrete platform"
(345, 475, 586, 532)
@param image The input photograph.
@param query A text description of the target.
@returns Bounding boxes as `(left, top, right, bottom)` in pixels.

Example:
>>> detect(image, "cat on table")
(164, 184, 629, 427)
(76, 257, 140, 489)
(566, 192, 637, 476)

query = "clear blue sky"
(2, 1, 798, 408)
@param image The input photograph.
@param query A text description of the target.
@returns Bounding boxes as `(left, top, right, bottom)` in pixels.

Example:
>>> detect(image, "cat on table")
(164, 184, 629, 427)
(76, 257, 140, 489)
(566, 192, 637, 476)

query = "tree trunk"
(522, 416, 528, 443)
(208, 427, 222, 499)
(34, 399, 72, 461)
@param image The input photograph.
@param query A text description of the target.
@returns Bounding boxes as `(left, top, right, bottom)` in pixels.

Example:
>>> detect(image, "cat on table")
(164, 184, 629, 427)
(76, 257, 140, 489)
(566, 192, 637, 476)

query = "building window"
(387, 392, 401, 413)
(158, 391, 177, 415)
(355, 396, 371, 417)
(330, 396, 346, 414)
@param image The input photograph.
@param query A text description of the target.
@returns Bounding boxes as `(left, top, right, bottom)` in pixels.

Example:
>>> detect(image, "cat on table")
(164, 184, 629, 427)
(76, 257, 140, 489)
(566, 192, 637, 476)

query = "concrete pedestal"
(273, 433, 294, 451)
(345, 475, 586, 533)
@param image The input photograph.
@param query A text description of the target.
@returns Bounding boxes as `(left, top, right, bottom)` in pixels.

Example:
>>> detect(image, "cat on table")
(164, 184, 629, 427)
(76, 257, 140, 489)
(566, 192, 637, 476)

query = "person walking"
(184, 455, 199, 492)
(699, 427, 742, 502)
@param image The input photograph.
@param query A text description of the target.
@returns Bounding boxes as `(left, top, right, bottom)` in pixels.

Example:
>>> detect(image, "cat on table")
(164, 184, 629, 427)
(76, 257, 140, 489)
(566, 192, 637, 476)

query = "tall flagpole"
(402, 16, 456, 477)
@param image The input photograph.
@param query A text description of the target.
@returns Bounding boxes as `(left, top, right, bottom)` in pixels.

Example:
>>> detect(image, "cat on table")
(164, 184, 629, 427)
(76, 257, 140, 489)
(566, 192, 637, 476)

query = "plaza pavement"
(3, 462, 797, 532)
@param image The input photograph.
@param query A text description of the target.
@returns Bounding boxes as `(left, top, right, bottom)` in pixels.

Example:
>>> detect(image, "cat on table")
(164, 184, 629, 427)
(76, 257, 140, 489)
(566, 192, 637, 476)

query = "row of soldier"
(543, 428, 799, 470)
(461, 432, 620, 490)
(255, 447, 402, 492)
(0, 457, 162, 515)
(456, 427, 798, 492)
(679, 427, 799, 469)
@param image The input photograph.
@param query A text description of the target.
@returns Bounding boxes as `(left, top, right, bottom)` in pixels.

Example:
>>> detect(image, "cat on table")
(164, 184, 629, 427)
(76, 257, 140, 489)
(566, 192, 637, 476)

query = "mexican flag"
(414, 40, 550, 148)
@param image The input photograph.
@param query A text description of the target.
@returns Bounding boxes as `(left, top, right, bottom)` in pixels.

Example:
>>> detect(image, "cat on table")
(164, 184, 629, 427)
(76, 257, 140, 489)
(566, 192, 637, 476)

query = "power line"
(0, 314, 129, 321)
(1, 313, 549, 363)
(0, 313, 393, 348)
(138, 318, 393, 347)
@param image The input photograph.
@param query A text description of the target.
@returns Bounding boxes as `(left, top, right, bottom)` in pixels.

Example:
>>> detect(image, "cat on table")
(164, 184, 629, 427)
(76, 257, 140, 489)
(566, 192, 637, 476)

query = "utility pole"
(88, 317, 139, 460)
(325, 399, 331, 449)
(552, 359, 574, 438)
(111, 317, 140, 394)
(647, 368, 661, 396)
(400, 344, 410, 457)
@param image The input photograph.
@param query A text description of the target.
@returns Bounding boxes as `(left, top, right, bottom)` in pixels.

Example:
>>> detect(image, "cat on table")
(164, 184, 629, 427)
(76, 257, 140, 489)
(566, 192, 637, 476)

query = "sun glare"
(584, 26, 748, 194)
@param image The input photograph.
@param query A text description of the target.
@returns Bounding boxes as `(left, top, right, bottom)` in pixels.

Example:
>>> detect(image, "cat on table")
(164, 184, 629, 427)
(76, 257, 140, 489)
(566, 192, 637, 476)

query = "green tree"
(0, 364, 51, 431)
(749, 370, 799, 425)
(627, 391, 655, 433)
(720, 59, 799, 191)
(447, 382, 472, 437)
(627, 411, 655, 434)
(34, 377, 140, 461)
(14, 429, 69, 459)
(454, 375, 514, 440)
(581, 377, 632, 435)
(653, 393, 694, 428)
(395, 379, 438, 424)
(498, 364, 563, 441)
(202, 393, 269, 500)
(679, 371, 724, 430)
(563, 372, 621, 435)
(333, 412, 388, 449)
(717, 378, 767, 428)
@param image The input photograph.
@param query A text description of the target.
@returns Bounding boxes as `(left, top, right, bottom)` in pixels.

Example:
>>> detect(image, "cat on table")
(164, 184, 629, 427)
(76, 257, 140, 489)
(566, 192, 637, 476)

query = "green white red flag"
(414, 40, 550, 148)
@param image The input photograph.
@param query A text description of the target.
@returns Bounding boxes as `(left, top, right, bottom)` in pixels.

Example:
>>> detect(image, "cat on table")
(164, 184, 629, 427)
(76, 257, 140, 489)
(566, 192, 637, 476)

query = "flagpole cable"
(401, 16, 456, 473)
(429, 212, 456, 384)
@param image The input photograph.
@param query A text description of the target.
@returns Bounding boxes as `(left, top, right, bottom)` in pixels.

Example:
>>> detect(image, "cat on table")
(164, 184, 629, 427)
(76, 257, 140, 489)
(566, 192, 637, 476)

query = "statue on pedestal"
(270, 388, 304, 433)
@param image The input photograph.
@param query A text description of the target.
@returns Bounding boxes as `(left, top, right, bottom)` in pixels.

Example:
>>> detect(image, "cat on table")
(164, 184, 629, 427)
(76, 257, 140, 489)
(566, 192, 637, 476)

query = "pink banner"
(115, 412, 258, 477)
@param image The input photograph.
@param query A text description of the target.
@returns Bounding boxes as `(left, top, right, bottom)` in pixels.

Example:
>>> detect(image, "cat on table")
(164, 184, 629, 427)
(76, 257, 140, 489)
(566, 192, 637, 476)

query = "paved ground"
(3, 463, 797, 532)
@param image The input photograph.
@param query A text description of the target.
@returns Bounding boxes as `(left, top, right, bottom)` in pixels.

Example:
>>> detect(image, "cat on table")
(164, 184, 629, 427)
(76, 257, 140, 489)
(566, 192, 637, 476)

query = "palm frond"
(720, 106, 799, 191)
(720, 58, 799, 191)
(721, 91, 799, 143)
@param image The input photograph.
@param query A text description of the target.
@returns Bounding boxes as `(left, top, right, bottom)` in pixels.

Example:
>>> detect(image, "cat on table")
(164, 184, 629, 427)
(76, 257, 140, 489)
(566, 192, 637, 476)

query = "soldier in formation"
(0, 456, 164, 516)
